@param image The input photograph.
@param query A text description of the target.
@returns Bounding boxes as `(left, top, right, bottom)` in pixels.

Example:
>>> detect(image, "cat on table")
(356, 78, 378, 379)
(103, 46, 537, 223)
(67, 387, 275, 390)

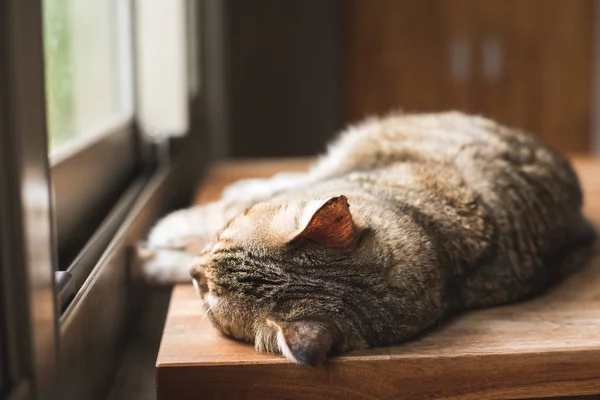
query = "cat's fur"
(138, 112, 595, 366)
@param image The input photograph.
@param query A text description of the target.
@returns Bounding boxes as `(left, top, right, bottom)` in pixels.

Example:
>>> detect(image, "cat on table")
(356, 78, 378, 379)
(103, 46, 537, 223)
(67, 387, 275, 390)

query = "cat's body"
(139, 112, 595, 366)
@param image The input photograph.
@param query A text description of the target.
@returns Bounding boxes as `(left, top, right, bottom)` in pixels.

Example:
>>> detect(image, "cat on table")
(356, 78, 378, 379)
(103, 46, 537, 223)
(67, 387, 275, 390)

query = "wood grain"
(157, 157, 600, 400)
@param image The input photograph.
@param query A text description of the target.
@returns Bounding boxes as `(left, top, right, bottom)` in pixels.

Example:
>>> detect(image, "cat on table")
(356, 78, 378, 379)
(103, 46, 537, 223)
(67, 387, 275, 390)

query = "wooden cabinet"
(344, 0, 594, 153)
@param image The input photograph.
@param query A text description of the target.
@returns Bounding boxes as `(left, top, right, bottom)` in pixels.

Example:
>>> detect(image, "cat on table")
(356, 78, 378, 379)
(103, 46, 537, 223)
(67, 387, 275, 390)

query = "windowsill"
(155, 156, 600, 400)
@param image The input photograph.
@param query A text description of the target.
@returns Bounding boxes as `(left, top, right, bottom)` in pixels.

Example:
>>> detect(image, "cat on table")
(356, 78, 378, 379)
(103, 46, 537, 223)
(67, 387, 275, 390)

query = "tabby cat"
(138, 112, 595, 366)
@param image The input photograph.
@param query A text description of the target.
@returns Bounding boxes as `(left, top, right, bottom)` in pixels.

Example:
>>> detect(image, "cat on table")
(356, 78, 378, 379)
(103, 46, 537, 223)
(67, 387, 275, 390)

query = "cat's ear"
(276, 321, 334, 367)
(292, 195, 357, 248)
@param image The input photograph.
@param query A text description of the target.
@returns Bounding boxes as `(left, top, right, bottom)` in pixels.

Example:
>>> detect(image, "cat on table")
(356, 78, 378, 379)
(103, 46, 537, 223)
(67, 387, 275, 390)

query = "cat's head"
(189, 195, 370, 366)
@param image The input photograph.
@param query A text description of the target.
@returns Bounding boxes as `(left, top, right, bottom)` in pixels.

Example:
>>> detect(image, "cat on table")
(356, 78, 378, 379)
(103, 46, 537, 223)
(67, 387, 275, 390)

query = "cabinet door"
(344, 0, 449, 120)
(472, 0, 593, 153)
(344, 0, 594, 153)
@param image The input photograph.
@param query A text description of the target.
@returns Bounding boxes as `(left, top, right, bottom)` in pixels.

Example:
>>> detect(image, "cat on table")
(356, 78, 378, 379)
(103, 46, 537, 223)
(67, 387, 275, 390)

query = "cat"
(137, 111, 596, 366)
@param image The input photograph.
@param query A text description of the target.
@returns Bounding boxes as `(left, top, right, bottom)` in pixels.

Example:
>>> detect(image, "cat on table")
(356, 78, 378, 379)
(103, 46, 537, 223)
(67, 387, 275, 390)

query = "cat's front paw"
(132, 242, 196, 285)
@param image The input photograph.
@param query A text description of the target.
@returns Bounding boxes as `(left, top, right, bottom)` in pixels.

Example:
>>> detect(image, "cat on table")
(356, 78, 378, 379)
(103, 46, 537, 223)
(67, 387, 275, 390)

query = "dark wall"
(225, 0, 342, 158)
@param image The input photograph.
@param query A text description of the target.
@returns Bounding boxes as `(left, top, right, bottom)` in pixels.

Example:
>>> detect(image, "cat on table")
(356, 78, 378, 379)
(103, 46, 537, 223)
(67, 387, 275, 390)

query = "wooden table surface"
(156, 157, 600, 400)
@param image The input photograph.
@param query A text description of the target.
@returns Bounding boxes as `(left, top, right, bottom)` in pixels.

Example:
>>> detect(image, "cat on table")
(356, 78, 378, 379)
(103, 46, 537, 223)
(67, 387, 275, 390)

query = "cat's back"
(306, 112, 591, 307)
(314, 111, 572, 177)
(314, 111, 582, 217)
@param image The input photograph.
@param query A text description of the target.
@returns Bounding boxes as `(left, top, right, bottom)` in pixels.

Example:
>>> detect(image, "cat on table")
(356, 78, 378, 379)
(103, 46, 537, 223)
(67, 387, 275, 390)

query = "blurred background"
(223, 0, 598, 157)
(43, 0, 600, 161)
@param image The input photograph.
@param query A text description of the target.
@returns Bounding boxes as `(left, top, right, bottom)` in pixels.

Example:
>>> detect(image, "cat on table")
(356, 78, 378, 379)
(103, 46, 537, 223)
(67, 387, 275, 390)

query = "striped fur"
(142, 111, 595, 365)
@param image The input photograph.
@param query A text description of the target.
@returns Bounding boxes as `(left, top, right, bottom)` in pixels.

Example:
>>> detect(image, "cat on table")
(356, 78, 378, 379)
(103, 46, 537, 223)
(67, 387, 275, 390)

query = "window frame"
(0, 0, 60, 398)
(42, 0, 150, 315)
(45, 0, 144, 272)
(1, 0, 211, 398)
(51, 122, 143, 268)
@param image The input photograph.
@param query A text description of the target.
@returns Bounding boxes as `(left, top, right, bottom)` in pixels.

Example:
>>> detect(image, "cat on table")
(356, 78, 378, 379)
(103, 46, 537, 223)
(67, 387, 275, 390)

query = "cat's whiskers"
(196, 301, 214, 328)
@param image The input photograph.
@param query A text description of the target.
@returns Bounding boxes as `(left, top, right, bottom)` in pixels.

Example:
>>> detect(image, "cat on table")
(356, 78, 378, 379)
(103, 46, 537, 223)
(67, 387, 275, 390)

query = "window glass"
(43, 0, 133, 154)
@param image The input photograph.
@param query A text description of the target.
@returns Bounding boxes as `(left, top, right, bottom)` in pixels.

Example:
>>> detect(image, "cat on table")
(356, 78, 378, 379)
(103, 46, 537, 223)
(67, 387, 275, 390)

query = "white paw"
(147, 209, 199, 249)
(132, 242, 195, 285)
(221, 173, 308, 201)
(221, 178, 272, 201)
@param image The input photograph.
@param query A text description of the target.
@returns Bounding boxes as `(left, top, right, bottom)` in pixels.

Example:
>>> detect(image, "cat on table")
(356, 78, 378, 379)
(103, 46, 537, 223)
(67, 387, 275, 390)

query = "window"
(43, 0, 133, 155)
(41, 0, 142, 315)
(43, 0, 138, 274)
(0, 0, 206, 397)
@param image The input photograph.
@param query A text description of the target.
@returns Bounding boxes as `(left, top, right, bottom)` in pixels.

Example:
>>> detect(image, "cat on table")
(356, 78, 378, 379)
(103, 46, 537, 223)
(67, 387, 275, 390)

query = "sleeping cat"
(137, 111, 595, 366)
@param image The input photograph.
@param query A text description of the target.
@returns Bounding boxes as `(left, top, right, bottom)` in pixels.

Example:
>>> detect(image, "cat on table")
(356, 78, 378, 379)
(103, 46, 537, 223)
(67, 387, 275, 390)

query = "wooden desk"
(156, 157, 600, 400)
